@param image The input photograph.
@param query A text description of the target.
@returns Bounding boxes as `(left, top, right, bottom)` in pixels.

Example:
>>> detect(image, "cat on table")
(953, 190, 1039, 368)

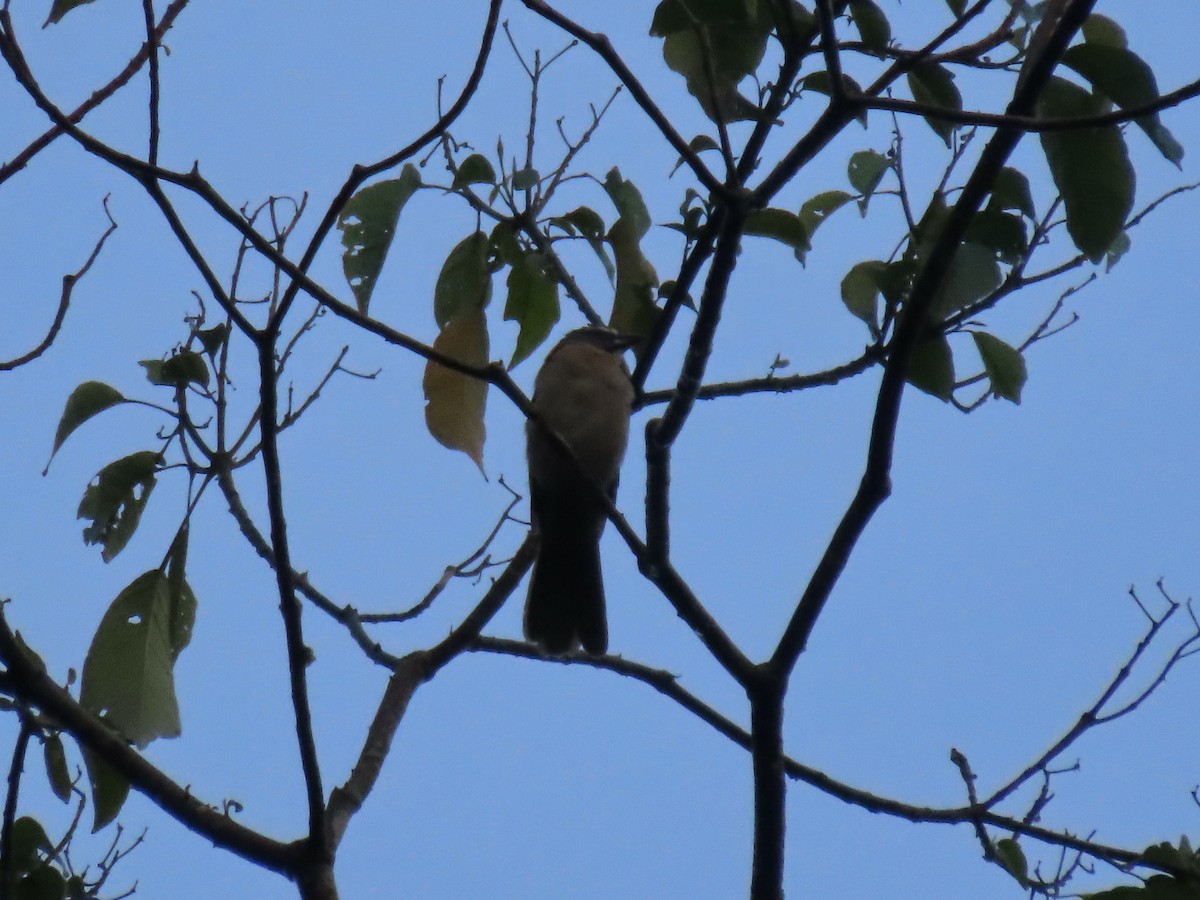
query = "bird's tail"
(524, 533, 608, 656)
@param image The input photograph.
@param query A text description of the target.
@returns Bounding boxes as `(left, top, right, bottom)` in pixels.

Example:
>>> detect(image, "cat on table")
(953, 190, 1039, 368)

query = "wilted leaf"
(907, 62, 963, 146)
(48, 381, 125, 468)
(452, 153, 497, 189)
(77, 451, 160, 562)
(338, 164, 422, 313)
(423, 311, 489, 471)
(504, 251, 560, 368)
(433, 231, 493, 328)
(1038, 76, 1135, 262)
(907, 335, 955, 401)
(81, 571, 190, 749)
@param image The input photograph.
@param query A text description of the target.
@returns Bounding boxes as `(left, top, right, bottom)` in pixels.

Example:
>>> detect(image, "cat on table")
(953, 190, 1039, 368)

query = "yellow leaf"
(423, 311, 489, 472)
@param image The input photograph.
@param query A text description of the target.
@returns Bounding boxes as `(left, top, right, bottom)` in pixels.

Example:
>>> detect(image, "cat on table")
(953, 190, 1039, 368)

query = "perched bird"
(524, 326, 637, 656)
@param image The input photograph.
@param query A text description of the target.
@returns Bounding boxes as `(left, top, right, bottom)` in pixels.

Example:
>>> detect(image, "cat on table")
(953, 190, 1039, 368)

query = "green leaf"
(840, 260, 886, 327)
(15, 861, 67, 900)
(43, 734, 72, 803)
(1086, 876, 1200, 899)
(553, 206, 615, 283)
(847, 150, 890, 211)
(511, 167, 540, 191)
(1062, 43, 1184, 167)
(423, 310, 489, 472)
(1082, 13, 1127, 49)
(800, 71, 869, 126)
(934, 242, 1002, 318)
(907, 62, 963, 146)
(488, 221, 523, 268)
(140, 350, 209, 388)
(907, 335, 955, 401)
(9, 817, 52, 875)
(967, 209, 1028, 264)
(48, 381, 125, 467)
(972, 332, 1027, 403)
(1038, 76, 1136, 262)
(603, 169, 651, 240)
(1106, 231, 1131, 272)
(195, 323, 229, 357)
(451, 153, 497, 189)
(77, 451, 160, 563)
(995, 837, 1028, 886)
(165, 526, 198, 659)
(608, 217, 660, 338)
(433, 231, 493, 328)
(799, 189, 853, 238)
(504, 251, 560, 368)
(655, 0, 772, 123)
(338, 164, 422, 313)
(848, 0, 890, 54)
(81, 748, 128, 833)
(745, 208, 810, 257)
(988, 166, 1036, 219)
(44, 0, 98, 26)
(81, 570, 188, 748)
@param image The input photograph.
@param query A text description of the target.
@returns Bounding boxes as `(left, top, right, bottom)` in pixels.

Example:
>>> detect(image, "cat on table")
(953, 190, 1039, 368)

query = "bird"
(523, 325, 637, 656)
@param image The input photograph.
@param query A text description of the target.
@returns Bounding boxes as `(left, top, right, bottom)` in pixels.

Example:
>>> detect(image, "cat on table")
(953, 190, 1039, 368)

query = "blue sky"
(2, 1, 1198, 897)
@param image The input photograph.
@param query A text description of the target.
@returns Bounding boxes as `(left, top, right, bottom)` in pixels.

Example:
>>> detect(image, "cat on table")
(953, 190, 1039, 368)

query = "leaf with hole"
(77, 451, 160, 562)
(81, 570, 194, 752)
(338, 164, 422, 313)
(847, 150, 891, 212)
(504, 251, 560, 368)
